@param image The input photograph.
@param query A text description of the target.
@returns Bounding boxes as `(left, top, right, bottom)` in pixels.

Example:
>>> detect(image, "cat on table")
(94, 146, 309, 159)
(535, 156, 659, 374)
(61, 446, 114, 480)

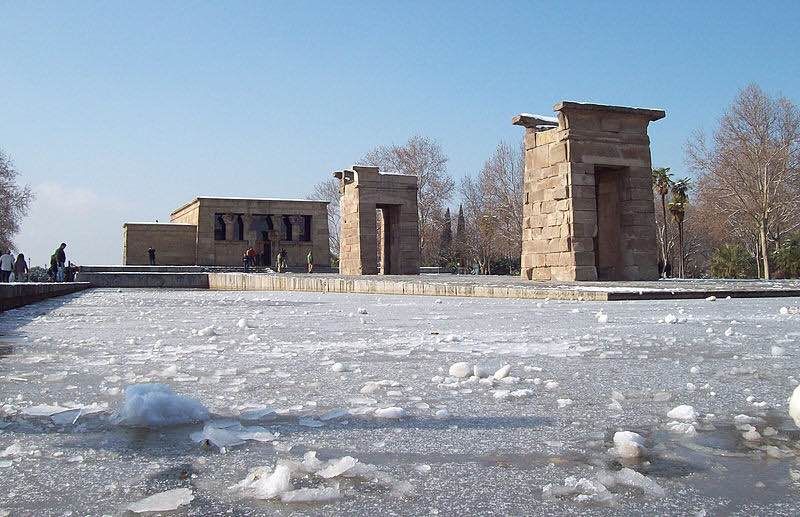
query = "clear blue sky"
(2, 1, 799, 265)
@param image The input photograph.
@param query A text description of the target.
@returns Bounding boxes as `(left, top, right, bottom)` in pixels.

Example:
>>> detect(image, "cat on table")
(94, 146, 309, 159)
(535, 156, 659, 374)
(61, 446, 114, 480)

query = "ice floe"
(127, 488, 194, 513)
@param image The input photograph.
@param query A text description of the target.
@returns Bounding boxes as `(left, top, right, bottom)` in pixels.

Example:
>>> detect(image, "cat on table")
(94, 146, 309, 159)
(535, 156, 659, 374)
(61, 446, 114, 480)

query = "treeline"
(312, 83, 800, 279)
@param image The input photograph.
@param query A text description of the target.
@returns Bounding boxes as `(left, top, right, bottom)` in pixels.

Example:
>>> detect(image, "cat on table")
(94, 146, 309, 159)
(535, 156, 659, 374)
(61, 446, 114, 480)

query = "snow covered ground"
(1, 288, 799, 515)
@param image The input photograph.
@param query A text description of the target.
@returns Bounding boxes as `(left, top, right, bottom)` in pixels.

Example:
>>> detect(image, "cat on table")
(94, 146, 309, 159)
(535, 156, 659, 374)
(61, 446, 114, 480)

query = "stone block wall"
(335, 166, 420, 275)
(122, 223, 198, 265)
(515, 102, 664, 281)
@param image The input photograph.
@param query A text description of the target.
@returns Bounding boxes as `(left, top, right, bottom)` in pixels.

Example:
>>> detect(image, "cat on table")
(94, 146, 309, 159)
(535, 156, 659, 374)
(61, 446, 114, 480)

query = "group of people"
(241, 247, 314, 273)
(0, 243, 71, 283)
(0, 250, 29, 282)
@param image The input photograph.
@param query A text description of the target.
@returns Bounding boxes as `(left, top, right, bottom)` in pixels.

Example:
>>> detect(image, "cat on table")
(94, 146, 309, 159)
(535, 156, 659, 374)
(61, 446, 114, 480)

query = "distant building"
(123, 197, 330, 268)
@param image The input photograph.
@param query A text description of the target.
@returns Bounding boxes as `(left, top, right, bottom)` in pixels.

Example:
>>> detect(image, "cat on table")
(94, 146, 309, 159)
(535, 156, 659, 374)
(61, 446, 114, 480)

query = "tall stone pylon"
(514, 101, 665, 281)
(334, 165, 420, 275)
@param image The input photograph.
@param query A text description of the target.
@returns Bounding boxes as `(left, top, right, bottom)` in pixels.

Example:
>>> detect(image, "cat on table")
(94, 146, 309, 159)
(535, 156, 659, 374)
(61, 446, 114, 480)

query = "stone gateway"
(334, 165, 420, 275)
(514, 101, 665, 282)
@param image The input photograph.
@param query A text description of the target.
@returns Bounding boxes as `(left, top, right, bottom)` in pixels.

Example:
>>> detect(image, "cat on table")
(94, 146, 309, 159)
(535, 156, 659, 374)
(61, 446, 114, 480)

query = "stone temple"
(514, 101, 665, 281)
(123, 197, 331, 268)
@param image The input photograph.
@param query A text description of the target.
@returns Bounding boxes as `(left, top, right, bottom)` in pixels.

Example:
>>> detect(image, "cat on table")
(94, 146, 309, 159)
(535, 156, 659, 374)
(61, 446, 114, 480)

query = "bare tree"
(479, 142, 524, 263)
(456, 142, 524, 273)
(458, 175, 495, 274)
(686, 84, 800, 279)
(362, 135, 454, 265)
(308, 178, 340, 260)
(0, 149, 34, 252)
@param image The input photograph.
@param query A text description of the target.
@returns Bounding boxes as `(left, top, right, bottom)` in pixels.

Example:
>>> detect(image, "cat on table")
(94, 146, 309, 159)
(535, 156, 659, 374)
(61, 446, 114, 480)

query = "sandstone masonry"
(334, 166, 420, 275)
(514, 102, 665, 281)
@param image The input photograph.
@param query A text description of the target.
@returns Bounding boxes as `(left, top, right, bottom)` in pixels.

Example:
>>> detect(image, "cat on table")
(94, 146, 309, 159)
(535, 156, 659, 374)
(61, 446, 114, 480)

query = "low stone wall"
(0, 282, 91, 312)
(80, 265, 207, 273)
(207, 273, 608, 301)
(75, 272, 209, 289)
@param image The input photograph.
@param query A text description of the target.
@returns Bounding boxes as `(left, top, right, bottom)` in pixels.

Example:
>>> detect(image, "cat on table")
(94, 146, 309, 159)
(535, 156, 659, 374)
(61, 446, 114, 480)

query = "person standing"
(275, 249, 284, 272)
(13, 253, 29, 282)
(246, 247, 256, 271)
(148, 247, 156, 266)
(306, 250, 313, 273)
(55, 243, 67, 282)
(242, 248, 251, 272)
(0, 250, 13, 282)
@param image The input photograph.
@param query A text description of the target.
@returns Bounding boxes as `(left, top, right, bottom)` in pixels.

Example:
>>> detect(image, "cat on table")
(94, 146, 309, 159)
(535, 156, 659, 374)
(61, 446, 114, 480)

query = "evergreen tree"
(439, 208, 453, 266)
(456, 204, 466, 241)
(454, 204, 467, 268)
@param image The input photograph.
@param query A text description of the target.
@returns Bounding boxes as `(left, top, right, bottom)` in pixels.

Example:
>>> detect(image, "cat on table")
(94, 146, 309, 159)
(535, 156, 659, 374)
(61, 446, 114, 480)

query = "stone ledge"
(0, 282, 91, 312)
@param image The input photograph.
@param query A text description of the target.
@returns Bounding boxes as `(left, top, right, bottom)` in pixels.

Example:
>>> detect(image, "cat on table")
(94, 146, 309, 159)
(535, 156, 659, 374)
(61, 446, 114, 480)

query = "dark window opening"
(302, 215, 312, 242)
(282, 216, 293, 241)
(235, 215, 245, 240)
(214, 215, 226, 241)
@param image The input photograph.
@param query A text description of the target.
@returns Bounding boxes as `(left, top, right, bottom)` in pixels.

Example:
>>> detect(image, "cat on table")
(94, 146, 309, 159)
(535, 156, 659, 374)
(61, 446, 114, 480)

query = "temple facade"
(123, 197, 330, 268)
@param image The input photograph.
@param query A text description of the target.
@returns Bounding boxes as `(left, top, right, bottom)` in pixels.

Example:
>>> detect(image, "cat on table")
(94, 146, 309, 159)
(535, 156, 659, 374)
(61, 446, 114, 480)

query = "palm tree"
(668, 178, 691, 278)
(710, 244, 757, 278)
(651, 167, 673, 275)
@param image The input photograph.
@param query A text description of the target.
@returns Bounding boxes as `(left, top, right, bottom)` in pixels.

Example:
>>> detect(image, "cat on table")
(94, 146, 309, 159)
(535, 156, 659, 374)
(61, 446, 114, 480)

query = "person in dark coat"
(54, 243, 67, 282)
(148, 247, 156, 266)
(13, 253, 29, 282)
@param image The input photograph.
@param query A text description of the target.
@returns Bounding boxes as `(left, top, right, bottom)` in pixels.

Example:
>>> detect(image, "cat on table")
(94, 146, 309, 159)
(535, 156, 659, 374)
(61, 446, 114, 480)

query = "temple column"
(241, 214, 255, 242)
(222, 214, 236, 241)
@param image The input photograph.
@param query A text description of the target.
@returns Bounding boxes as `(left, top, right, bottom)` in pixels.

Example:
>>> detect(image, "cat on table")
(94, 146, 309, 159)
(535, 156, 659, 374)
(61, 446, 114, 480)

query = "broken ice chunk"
(197, 325, 217, 337)
(789, 385, 800, 427)
(51, 409, 82, 426)
(239, 406, 276, 421)
(190, 423, 246, 449)
(666, 405, 697, 421)
(127, 488, 194, 513)
(0, 444, 22, 458)
(597, 468, 666, 497)
(612, 431, 646, 458)
(113, 384, 209, 428)
(374, 407, 405, 419)
(317, 456, 358, 478)
(448, 362, 471, 378)
(22, 404, 73, 417)
(280, 486, 340, 503)
(233, 464, 292, 499)
(665, 420, 697, 437)
(493, 365, 512, 380)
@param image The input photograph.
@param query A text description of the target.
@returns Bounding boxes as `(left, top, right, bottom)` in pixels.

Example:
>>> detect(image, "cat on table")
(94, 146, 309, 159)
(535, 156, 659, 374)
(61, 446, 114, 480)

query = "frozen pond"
(1, 288, 800, 515)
